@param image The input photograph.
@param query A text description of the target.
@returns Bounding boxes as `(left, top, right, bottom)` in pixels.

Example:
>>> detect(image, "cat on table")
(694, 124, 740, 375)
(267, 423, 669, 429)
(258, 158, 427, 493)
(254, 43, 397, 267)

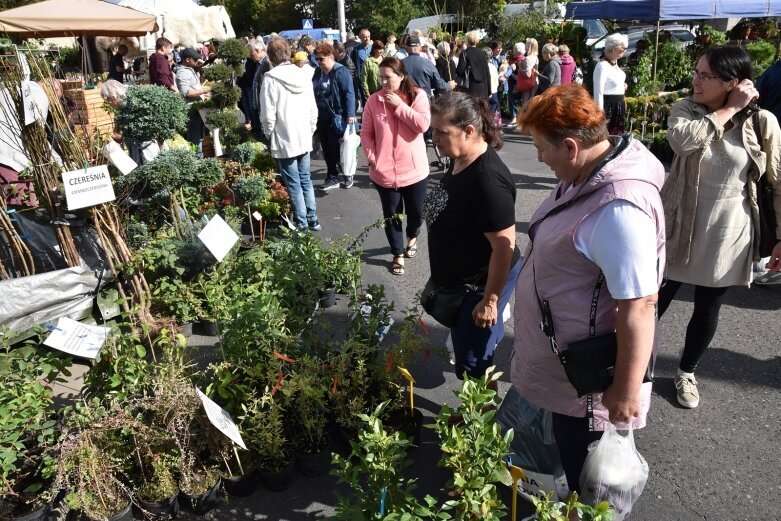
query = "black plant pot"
(67, 500, 133, 521)
(180, 322, 193, 336)
(179, 476, 222, 515)
(318, 288, 337, 308)
(295, 442, 333, 477)
(135, 491, 179, 519)
(257, 459, 295, 492)
(196, 320, 219, 336)
(389, 408, 424, 447)
(240, 218, 262, 237)
(222, 469, 258, 497)
(12, 502, 51, 521)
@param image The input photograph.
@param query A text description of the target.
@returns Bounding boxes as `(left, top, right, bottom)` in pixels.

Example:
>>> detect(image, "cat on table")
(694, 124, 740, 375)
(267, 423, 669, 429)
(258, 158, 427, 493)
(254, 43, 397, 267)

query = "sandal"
(405, 239, 418, 258)
(391, 256, 405, 276)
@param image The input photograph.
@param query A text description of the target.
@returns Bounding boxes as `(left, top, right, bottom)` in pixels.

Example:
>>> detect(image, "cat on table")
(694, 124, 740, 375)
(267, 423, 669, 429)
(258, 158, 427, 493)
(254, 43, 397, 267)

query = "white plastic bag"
(340, 123, 360, 179)
(579, 423, 649, 520)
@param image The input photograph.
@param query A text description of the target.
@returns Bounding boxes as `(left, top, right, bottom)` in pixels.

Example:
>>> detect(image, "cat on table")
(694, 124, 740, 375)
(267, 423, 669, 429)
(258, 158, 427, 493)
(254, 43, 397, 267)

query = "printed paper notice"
(198, 214, 239, 262)
(196, 388, 247, 450)
(62, 165, 116, 210)
(102, 141, 138, 175)
(43, 317, 109, 359)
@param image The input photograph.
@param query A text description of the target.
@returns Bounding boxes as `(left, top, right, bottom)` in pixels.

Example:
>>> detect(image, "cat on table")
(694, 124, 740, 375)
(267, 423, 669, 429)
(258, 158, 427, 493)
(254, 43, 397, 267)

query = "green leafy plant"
(279, 355, 331, 454)
(231, 141, 259, 165)
(217, 38, 248, 73)
(115, 84, 187, 145)
(331, 402, 431, 520)
(81, 328, 154, 405)
(529, 491, 615, 521)
(206, 106, 240, 128)
(745, 40, 777, 79)
(0, 328, 70, 516)
(204, 62, 234, 83)
(431, 366, 513, 520)
(239, 394, 292, 473)
(655, 41, 693, 90)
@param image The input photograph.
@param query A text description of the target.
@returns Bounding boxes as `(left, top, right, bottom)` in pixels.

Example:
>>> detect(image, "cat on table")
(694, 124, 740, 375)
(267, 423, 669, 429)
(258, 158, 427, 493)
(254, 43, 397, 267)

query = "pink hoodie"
(360, 87, 431, 189)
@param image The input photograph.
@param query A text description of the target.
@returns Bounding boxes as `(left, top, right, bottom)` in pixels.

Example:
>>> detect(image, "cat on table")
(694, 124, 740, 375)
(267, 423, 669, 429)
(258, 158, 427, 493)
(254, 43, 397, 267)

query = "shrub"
(218, 38, 248, 73)
(231, 142, 257, 165)
(115, 85, 187, 145)
(209, 83, 241, 110)
(745, 40, 777, 79)
(204, 63, 234, 83)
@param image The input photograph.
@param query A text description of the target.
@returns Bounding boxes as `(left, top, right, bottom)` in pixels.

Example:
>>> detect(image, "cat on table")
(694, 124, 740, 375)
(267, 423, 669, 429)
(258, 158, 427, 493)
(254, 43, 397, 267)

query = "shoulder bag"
(457, 53, 471, 91)
(420, 277, 478, 328)
(326, 71, 347, 134)
(752, 112, 777, 258)
(516, 66, 538, 92)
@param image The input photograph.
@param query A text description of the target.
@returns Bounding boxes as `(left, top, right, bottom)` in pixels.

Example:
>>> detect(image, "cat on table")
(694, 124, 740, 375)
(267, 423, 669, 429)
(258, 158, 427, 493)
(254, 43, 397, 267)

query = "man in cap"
(176, 48, 211, 147)
(401, 35, 454, 99)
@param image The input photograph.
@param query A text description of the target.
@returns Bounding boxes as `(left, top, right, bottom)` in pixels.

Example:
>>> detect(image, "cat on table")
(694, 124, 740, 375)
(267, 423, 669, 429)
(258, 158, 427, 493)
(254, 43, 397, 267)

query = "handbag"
(457, 54, 471, 91)
(420, 277, 477, 328)
(752, 112, 777, 258)
(537, 272, 653, 397)
(516, 67, 538, 92)
(325, 72, 347, 135)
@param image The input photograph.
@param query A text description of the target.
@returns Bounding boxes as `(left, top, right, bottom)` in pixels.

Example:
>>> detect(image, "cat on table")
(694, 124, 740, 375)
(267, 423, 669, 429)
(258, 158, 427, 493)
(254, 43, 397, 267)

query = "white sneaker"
(674, 372, 699, 409)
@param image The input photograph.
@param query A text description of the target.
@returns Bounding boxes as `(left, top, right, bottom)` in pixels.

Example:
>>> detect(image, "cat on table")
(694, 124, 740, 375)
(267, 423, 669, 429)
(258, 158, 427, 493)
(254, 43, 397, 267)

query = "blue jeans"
(277, 153, 317, 229)
(452, 258, 522, 379)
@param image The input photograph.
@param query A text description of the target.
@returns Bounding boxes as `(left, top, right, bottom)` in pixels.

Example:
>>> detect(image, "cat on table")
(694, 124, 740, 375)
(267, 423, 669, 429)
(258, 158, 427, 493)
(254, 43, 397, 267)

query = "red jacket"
(360, 87, 430, 189)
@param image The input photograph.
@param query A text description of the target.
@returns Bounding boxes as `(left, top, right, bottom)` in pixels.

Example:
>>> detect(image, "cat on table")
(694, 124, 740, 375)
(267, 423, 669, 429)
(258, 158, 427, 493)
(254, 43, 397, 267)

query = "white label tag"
(62, 165, 116, 210)
(252, 211, 262, 222)
(102, 141, 138, 175)
(197, 214, 239, 262)
(196, 388, 247, 450)
(43, 317, 109, 359)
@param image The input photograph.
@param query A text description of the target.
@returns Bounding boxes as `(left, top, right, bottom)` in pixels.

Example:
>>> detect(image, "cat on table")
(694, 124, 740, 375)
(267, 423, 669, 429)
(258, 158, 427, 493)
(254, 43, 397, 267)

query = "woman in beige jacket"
(658, 46, 781, 409)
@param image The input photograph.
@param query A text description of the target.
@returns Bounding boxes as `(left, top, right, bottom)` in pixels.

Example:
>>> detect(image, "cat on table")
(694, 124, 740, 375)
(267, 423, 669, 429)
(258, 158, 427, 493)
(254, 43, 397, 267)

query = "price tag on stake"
(43, 317, 109, 359)
(252, 211, 262, 221)
(397, 367, 415, 416)
(196, 389, 247, 450)
(198, 214, 239, 262)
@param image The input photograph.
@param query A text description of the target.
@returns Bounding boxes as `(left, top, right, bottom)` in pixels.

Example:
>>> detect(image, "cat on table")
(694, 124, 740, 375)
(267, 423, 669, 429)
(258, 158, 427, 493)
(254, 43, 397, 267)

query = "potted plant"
(528, 491, 615, 520)
(694, 24, 726, 47)
(279, 356, 333, 476)
(239, 395, 294, 491)
(114, 85, 188, 164)
(0, 329, 70, 521)
(430, 366, 514, 520)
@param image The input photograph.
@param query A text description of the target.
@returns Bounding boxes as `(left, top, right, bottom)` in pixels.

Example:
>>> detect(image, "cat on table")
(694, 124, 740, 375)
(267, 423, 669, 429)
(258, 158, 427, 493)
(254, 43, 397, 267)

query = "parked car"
(590, 24, 696, 61)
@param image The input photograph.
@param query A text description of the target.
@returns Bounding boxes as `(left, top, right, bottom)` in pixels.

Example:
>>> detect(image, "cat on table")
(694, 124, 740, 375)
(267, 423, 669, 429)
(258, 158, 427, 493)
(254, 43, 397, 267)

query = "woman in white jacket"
(260, 37, 321, 231)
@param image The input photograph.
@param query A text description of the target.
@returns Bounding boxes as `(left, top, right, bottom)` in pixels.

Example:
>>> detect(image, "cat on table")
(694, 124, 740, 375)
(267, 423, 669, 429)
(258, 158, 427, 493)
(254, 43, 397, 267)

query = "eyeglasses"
(316, 56, 327, 62)
(692, 70, 724, 82)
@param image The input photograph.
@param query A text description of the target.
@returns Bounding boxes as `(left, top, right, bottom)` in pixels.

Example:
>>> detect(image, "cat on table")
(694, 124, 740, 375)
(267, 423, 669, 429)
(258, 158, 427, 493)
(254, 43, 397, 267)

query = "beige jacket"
(661, 98, 781, 267)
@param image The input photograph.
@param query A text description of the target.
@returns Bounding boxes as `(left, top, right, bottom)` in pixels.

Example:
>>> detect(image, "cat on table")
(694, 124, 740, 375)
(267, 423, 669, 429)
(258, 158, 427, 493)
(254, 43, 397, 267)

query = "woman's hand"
(384, 91, 403, 108)
(472, 297, 498, 328)
(602, 384, 643, 425)
(347, 116, 356, 124)
(727, 79, 758, 111)
(765, 241, 781, 273)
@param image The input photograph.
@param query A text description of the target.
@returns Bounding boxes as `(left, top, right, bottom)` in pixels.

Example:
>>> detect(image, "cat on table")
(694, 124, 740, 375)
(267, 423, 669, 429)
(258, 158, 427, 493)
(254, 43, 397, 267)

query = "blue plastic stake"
(379, 486, 387, 516)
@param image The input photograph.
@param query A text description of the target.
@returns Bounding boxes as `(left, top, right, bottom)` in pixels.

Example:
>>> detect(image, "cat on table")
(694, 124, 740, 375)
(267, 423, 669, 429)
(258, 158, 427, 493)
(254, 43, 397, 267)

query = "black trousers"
(552, 412, 603, 493)
(657, 279, 730, 373)
(373, 177, 428, 257)
(317, 121, 342, 181)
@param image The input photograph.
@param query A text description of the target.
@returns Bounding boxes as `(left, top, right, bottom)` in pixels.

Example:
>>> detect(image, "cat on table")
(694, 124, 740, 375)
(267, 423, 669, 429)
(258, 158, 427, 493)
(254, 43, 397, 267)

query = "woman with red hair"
(513, 84, 665, 499)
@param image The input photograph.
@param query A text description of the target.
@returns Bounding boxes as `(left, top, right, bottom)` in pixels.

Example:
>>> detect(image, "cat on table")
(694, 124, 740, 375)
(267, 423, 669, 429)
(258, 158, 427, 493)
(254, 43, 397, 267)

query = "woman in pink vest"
(361, 58, 430, 276)
(515, 85, 666, 495)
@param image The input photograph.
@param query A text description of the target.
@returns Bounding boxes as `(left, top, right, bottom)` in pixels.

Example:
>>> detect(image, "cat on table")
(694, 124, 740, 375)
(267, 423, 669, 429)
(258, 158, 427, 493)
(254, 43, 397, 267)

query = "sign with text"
(196, 388, 247, 450)
(62, 165, 115, 210)
(198, 214, 239, 262)
(43, 317, 109, 359)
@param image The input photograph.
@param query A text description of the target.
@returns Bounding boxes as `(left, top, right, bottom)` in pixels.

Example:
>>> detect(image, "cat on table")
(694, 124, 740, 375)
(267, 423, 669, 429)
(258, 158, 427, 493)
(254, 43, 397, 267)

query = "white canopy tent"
(102, 0, 236, 49)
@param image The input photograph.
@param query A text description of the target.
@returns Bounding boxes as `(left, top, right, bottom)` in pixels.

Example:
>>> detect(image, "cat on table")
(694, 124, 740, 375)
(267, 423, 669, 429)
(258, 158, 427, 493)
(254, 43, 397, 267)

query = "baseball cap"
(180, 48, 201, 61)
(293, 51, 308, 63)
(406, 35, 422, 47)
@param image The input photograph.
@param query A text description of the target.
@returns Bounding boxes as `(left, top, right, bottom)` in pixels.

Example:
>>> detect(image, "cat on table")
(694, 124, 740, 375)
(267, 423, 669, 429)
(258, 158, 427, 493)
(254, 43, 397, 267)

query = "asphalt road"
(58, 133, 781, 520)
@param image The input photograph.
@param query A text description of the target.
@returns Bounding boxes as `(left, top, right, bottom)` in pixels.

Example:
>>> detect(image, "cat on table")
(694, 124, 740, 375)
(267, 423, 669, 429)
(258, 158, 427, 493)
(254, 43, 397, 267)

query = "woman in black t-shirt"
(423, 92, 521, 379)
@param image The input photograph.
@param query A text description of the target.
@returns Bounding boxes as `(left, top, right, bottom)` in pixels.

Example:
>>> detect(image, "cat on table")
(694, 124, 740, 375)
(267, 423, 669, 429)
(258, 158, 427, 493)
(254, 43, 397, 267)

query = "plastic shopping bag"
(579, 423, 649, 520)
(340, 123, 360, 179)
(496, 387, 569, 501)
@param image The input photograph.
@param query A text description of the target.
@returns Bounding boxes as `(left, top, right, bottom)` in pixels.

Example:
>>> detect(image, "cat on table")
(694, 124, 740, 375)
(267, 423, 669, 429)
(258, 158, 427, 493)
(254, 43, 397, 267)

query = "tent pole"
(652, 20, 660, 93)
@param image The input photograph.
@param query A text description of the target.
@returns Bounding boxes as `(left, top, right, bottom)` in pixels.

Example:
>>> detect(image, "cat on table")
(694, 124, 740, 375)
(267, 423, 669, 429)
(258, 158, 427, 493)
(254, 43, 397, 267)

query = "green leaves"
(115, 84, 188, 144)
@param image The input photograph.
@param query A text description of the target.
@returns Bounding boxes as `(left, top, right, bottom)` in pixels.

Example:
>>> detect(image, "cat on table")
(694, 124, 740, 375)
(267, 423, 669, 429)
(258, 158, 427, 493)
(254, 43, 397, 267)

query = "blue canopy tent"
(565, 0, 781, 21)
(565, 0, 781, 91)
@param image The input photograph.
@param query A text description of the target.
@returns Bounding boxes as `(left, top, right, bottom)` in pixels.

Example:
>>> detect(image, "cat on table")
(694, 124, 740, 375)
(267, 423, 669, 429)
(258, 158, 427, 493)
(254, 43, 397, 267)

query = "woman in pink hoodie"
(361, 57, 431, 275)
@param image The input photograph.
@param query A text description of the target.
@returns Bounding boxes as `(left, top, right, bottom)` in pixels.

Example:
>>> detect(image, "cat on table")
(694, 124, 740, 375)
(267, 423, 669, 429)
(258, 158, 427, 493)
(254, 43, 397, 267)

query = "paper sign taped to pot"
(102, 140, 138, 175)
(61, 165, 116, 210)
(43, 317, 109, 359)
(198, 214, 239, 262)
(196, 388, 247, 450)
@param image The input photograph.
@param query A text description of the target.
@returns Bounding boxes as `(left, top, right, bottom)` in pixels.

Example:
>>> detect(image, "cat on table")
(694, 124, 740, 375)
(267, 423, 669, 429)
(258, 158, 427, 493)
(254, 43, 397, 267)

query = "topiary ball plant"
(116, 85, 187, 145)
(231, 142, 257, 165)
(204, 63, 234, 83)
(217, 38, 248, 74)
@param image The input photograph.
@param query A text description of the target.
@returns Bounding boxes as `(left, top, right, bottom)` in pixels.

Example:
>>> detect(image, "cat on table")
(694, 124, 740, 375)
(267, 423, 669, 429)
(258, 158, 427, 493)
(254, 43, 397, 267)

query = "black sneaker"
(308, 220, 322, 231)
(340, 176, 354, 189)
(320, 178, 340, 191)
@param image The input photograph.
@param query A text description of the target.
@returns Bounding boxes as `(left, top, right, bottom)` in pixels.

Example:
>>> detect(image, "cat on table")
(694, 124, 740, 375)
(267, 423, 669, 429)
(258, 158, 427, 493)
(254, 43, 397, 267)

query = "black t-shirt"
(423, 146, 520, 287)
(108, 54, 125, 83)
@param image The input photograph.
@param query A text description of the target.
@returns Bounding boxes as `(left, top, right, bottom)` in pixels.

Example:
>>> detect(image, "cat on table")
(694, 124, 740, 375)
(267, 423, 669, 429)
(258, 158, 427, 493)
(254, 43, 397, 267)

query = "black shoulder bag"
(535, 270, 652, 397)
(457, 53, 471, 91)
(752, 112, 777, 258)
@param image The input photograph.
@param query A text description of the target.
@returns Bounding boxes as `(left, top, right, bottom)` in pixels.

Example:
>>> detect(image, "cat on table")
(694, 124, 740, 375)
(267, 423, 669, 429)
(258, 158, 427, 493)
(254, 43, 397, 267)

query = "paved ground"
(56, 133, 781, 520)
